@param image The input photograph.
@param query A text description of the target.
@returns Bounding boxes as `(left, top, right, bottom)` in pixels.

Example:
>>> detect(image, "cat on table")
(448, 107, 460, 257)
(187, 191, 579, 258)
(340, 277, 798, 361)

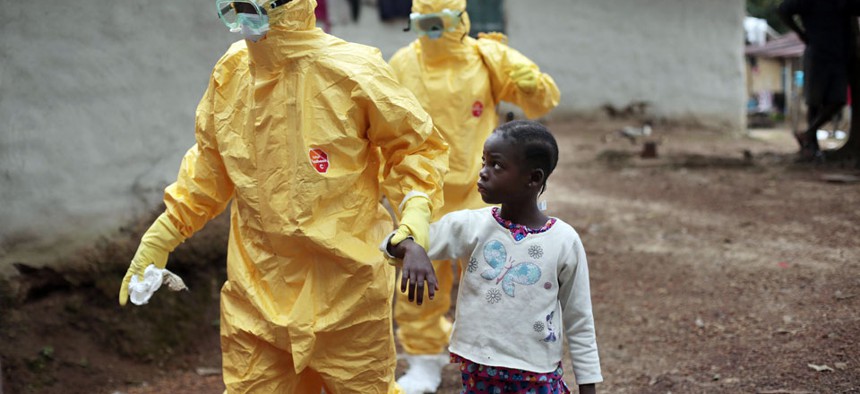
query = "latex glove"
(509, 63, 539, 94)
(119, 212, 186, 306)
(390, 196, 432, 251)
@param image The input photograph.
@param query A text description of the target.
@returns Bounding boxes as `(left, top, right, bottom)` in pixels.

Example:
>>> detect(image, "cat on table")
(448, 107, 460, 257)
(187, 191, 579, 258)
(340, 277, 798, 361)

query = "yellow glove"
(509, 63, 539, 94)
(119, 212, 186, 306)
(390, 196, 432, 251)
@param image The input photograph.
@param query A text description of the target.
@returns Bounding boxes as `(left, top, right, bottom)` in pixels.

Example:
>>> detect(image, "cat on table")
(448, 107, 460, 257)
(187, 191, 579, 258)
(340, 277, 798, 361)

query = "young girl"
(389, 0, 561, 390)
(388, 120, 602, 394)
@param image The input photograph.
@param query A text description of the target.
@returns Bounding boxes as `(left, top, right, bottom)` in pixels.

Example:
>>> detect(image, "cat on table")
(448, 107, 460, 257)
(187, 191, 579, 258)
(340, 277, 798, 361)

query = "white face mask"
(240, 24, 268, 42)
(238, 13, 269, 42)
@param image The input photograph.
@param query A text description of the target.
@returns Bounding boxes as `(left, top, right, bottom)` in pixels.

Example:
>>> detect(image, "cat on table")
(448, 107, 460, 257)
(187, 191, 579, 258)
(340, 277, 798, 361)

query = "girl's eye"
(494, 162, 503, 170)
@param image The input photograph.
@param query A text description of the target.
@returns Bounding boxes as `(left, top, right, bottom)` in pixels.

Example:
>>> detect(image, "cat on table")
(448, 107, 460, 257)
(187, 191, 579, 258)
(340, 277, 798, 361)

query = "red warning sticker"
(309, 148, 329, 173)
(472, 101, 484, 117)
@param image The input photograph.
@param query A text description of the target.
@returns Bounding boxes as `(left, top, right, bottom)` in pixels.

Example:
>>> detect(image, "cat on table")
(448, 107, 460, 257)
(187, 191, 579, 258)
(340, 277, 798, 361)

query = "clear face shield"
(216, 0, 290, 41)
(217, 1, 268, 32)
(404, 9, 463, 39)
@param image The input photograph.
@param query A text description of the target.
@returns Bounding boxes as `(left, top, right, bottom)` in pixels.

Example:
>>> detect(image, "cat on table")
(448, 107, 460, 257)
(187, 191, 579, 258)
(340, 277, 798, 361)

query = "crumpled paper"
(129, 264, 188, 305)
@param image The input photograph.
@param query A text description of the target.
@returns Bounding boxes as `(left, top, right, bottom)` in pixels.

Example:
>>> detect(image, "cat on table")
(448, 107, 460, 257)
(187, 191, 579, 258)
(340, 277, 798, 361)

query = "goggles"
(404, 9, 463, 39)
(216, 0, 291, 32)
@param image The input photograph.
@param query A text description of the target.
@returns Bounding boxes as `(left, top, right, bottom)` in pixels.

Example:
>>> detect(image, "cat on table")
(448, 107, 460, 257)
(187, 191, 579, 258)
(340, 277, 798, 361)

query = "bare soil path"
(2, 119, 858, 394)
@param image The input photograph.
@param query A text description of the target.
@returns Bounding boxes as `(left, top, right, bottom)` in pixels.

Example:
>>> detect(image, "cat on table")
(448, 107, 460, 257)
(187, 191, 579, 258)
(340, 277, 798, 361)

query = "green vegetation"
(747, 0, 788, 33)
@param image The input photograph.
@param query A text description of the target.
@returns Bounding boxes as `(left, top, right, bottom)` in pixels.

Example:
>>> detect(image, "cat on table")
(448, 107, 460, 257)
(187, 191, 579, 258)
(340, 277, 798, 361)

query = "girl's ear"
(528, 168, 546, 189)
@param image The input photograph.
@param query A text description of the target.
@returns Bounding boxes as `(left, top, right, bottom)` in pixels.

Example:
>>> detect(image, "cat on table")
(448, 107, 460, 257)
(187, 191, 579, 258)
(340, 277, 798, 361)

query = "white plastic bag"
(129, 264, 188, 305)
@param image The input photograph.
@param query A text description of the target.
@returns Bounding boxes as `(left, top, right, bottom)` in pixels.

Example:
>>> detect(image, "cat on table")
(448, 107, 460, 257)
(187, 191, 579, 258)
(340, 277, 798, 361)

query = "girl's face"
(477, 133, 532, 204)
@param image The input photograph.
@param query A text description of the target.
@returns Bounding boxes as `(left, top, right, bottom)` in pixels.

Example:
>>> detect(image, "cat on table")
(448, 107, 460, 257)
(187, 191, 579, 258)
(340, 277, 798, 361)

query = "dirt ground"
(1, 118, 859, 394)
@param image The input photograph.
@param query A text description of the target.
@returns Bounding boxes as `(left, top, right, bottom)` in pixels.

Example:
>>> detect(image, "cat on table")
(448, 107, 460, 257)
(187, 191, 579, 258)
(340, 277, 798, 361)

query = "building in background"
(0, 0, 746, 280)
(744, 33, 805, 126)
(334, 0, 746, 129)
(743, 14, 805, 128)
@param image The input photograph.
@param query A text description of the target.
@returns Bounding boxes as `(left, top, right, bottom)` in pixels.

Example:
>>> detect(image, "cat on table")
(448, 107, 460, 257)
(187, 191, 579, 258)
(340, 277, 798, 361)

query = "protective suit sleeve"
(390, 195, 432, 251)
(120, 74, 233, 306)
(162, 75, 236, 238)
(357, 54, 448, 217)
(477, 38, 560, 119)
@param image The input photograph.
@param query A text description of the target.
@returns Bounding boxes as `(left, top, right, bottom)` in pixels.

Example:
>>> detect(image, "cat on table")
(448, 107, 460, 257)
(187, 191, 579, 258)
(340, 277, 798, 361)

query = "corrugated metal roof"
(745, 33, 805, 58)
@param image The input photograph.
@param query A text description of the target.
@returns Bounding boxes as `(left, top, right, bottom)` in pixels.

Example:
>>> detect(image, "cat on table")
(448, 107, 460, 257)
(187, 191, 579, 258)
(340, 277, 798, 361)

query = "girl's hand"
(398, 239, 438, 305)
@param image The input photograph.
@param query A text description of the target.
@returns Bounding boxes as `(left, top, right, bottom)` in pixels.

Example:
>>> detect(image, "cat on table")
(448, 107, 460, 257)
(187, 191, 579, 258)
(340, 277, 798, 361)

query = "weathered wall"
(0, 0, 236, 276)
(336, 0, 747, 129)
(0, 0, 745, 278)
(507, 0, 746, 129)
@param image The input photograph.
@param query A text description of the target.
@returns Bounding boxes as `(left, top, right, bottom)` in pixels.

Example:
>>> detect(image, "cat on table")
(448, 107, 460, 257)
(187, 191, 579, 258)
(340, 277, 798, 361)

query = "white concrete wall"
(0, 0, 236, 275)
(0, 0, 745, 276)
(509, 0, 745, 129)
(335, 0, 747, 129)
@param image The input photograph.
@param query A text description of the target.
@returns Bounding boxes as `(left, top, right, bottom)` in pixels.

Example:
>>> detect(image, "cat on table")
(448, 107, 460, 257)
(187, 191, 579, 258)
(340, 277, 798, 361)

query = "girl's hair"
(494, 120, 559, 194)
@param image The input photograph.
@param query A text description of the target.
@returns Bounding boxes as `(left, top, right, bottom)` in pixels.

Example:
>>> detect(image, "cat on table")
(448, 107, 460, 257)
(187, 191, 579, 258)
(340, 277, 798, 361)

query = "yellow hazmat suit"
(389, 0, 560, 357)
(120, 0, 448, 392)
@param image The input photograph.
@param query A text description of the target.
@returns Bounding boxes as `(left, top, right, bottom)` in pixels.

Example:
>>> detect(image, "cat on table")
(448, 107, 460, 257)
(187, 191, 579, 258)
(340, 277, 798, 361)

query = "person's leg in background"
(799, 64, 847, 161)
(803, 102, 844, 157)
(393, 259, 455, 394)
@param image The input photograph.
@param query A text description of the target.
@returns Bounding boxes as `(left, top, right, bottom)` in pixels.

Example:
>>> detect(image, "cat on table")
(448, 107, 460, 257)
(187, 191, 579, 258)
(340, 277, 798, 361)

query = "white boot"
(397, 354, 449, 394)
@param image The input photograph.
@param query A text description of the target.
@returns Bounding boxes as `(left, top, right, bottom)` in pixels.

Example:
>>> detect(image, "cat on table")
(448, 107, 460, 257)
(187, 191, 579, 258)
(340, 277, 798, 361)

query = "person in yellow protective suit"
(117, 0, 448, 392)
(388, 1, 560, 392)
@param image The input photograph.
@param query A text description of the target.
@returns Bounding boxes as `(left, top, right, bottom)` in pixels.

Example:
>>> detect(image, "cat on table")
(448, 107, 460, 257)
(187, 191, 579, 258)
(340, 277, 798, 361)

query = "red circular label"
(471, 101, 484, 117)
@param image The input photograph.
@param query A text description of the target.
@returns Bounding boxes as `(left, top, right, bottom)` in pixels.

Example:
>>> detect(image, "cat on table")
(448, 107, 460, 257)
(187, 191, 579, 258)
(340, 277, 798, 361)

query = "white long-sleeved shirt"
(427, 207, 603, 384)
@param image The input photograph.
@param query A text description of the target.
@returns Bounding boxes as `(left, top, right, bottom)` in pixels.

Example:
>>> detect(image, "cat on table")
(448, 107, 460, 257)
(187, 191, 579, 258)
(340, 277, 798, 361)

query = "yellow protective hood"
(242, 0, 327, 69)
(266, 0, 317, 31)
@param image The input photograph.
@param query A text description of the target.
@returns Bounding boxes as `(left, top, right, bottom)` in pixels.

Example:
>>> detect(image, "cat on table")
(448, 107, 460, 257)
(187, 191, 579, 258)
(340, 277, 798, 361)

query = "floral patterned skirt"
(451, 353, 571, 394)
